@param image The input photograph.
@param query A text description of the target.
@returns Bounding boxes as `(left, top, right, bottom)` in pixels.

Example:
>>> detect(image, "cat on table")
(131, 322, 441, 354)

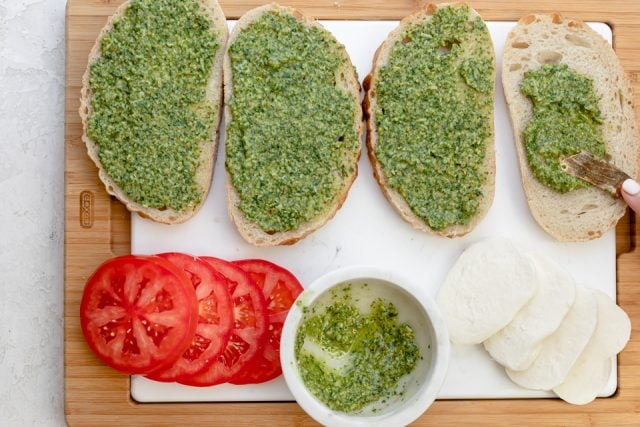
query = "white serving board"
(131, 20, 615, 402)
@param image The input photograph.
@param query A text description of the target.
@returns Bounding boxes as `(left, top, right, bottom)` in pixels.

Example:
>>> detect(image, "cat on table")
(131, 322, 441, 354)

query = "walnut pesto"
(87, 0, 219, 211)
(521, 64, 606, 193)
(295, 284, 420, 413)
(374, 5, 494, 231)
(225, 12, 359, 233)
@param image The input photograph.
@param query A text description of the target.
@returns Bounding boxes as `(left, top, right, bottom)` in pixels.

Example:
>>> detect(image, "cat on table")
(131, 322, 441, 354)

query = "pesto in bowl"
(281, 267, 450, 426)
(295, 283, 420, 413)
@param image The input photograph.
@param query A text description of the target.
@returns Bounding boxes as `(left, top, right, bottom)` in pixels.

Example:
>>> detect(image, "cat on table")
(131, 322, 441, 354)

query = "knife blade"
(560, 151, 631, 197)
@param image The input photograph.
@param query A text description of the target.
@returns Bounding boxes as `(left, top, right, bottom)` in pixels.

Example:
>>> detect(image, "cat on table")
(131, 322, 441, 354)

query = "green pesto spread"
(521, 64, 606, 193)
(295, 284, 420, 413)
(374, 5, 494, 231)
(225, 12, 359, 233)
(88, 0, 218, 211)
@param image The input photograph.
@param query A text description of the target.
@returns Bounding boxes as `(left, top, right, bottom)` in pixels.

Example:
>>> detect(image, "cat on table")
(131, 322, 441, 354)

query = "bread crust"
(79, 0, 227, 224)
(363, 3, 496, 238)
(502, 14, 638, 241)
(224, 3, 363, 246)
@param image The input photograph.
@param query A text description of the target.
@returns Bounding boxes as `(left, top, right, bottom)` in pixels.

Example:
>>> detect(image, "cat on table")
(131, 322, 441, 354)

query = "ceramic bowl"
(280, 265, 450, 426)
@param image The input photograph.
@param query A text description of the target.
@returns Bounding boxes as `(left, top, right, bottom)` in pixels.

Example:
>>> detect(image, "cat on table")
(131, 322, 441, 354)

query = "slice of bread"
(502, 14, 638, 241)
(363, 3, 496, 238)
(79, 0, 227, 224)
(224, 4, 362, 246)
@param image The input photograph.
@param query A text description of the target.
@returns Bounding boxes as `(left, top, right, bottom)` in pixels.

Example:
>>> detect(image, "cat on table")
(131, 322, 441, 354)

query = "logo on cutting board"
(80, 191, 94, 228)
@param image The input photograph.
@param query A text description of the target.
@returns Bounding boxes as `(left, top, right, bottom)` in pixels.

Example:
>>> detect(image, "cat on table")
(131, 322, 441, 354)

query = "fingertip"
(621, 180, 640, 215)
(622, 178, 640, 196)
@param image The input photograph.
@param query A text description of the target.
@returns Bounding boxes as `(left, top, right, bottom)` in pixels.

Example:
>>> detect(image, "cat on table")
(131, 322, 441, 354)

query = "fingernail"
(622, 178, 640, 196)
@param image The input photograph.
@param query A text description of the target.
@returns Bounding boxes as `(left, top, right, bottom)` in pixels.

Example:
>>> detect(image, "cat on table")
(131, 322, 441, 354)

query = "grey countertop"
(1, 0, 66, 425)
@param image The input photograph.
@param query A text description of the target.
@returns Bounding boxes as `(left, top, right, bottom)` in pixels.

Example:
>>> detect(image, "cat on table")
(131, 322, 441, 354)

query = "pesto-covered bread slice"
(364, 3, 496, 237)
(80, 0, 227, 224)
(224, 4, 362, 246)
(502, 14, 638, 241)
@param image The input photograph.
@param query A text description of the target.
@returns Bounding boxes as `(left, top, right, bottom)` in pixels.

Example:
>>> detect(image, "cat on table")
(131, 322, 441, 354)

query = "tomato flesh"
(80, 255, 198, 375)
(230, 259, 303, 384)
(179, 257, 268, 386)
(145, 253, 233, 382)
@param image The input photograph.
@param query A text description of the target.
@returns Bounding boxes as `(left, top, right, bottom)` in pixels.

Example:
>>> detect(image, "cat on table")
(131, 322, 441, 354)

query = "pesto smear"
(374, 5, 494, 230)
(521, 64, 606, 193)
(295, 284, 420, 413)
(226, 12, 359, 233)
(88, 0, 218, 211)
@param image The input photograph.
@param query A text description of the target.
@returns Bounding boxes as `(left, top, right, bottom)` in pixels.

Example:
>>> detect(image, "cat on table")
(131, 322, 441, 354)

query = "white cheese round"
(484, 254, 576, 371)
(506, 287, 597, 390)
(437, 238, 538, 345)
(553, 291, 630, 404)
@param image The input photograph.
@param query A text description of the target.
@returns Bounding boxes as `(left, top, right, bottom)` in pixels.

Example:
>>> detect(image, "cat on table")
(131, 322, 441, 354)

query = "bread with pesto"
(224, 4, 362, 246)
(502, 14, 639, 241)
(363, 3, 496, 238)
(79, 0, 227, 224)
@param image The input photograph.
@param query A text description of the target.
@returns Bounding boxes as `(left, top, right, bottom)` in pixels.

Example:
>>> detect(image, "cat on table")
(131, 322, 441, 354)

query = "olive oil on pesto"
(521, 64, 606, 193)
(225, 12, 359, 233)
(295, 284, 420, 413)
(88, 0, 218, 211)
(374, 5, 494, 231)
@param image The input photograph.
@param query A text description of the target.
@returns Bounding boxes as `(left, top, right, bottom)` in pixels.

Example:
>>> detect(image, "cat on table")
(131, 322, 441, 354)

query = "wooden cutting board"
(64, 1, 640, 425)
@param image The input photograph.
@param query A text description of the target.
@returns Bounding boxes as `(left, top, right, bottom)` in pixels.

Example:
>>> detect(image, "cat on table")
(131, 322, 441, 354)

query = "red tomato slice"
(229, 259, 303, 384)
(80, 255, 198, 375)
(179, 257, 268, 386)
(145, 253, 233, 382)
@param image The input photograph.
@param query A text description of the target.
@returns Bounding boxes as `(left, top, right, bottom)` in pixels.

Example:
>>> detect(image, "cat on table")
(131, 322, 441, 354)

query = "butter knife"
(560, 151, 631, 197)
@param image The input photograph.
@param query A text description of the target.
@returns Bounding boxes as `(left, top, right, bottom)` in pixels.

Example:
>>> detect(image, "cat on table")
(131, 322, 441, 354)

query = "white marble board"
(130, 20, 615, 402)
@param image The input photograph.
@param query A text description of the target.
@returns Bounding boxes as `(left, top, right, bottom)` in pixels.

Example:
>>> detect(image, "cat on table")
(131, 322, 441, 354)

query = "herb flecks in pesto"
(521, 64, 606, 193)
(295, 285, 420, 413)
(88, 0, 218, 211)
(374, 5, 494, 231)
(225, 12, 359, 233)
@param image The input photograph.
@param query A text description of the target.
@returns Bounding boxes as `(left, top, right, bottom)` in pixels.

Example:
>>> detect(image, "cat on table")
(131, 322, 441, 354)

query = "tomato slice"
(179, 257, 268, 386)
(229, 259, 303, 384)
(80, 255, 198, 375)
(145, 253, 233, 382)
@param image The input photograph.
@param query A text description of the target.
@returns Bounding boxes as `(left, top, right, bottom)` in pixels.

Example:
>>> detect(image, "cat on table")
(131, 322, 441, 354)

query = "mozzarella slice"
(553, 291, 631, 404)
(506, 287, 597, 390)
(437, 238, 538, 344)
(553, 357, 612, 405)
(484, 254, 576, 371)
